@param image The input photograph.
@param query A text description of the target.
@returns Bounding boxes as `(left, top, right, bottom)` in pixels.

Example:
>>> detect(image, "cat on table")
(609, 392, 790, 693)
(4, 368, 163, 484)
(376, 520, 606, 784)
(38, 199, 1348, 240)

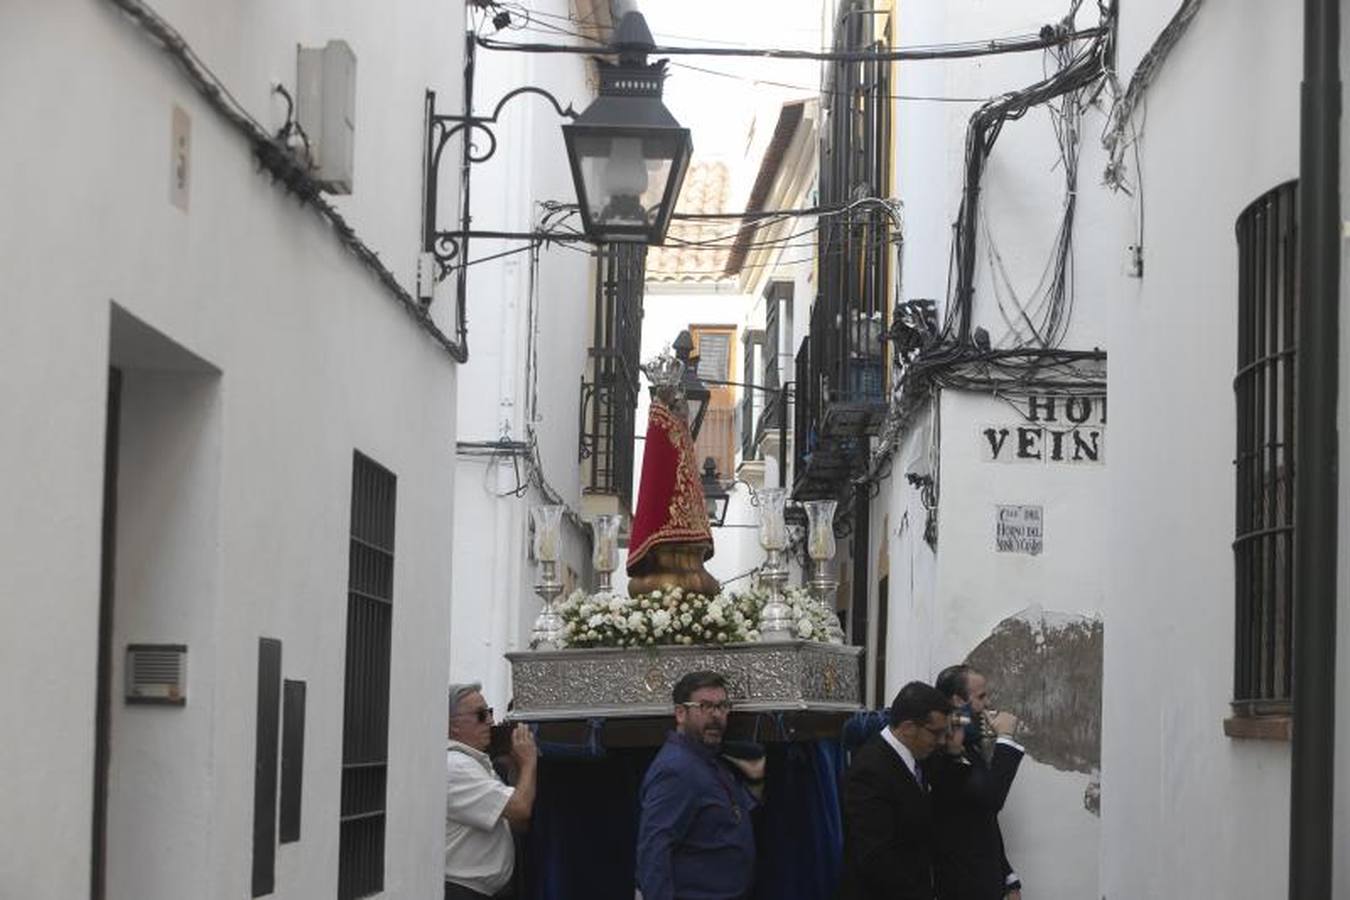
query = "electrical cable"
(473, 26, 1109, 63)
(105, 0, 467, 361)
(667, 60, 991, 104)
(1101, 0, 1201, 192)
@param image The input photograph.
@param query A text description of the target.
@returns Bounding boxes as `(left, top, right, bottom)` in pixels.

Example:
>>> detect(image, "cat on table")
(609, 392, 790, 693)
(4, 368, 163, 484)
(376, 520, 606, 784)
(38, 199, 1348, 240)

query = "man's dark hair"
(934, 664, 978, 700)
(673, 670, 727, 704)
(889, 680, 953, 725)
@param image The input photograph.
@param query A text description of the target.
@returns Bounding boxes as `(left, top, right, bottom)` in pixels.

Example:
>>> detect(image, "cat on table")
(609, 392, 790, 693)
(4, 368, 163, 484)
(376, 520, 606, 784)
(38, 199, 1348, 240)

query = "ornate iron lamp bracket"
(423, 81, 579, 279)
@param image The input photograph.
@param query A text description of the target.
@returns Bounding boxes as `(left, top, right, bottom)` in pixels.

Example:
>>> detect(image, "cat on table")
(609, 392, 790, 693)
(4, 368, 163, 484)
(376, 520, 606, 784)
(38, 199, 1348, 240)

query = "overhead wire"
(472, 25, 1109, 63)
(667, 60, 990, 104)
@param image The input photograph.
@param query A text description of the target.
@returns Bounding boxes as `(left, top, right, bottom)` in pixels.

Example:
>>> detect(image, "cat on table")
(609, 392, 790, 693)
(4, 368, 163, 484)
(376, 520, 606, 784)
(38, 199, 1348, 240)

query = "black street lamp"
(672, 330, 710, 439)
(701, 457, 731, 527)
(420, 13, 694, 358)
(563, 12, 693, 244)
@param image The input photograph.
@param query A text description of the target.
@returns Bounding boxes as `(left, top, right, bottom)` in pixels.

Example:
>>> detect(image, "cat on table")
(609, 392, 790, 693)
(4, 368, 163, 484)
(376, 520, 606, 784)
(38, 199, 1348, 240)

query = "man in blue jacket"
(636, 671, 763, 900)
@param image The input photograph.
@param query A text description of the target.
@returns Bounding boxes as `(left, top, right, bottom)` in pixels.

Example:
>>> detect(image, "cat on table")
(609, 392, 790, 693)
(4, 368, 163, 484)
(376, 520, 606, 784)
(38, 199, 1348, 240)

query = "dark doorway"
(91, 367, 122, 900)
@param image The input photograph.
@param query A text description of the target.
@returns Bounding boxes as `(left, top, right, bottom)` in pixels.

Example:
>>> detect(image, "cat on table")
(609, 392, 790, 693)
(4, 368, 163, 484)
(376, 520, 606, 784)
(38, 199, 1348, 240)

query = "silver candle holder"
(804, 499, 846, 644)
(756, 488, 794, 641)
(529, 504, 565, 650)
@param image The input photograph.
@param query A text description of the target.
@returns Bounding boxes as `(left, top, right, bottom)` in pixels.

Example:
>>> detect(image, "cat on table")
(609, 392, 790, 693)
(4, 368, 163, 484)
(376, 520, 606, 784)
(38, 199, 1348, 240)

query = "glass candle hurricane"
(531, 505, 564, 563)
(592, 513, 620, 592)
(804, 500, 838, 562)
(757, 488, 788, 552)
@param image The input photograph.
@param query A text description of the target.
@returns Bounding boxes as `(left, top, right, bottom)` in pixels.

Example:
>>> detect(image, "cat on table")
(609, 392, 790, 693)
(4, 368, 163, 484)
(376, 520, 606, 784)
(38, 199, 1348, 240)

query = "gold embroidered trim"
(628, 402, 714, 571)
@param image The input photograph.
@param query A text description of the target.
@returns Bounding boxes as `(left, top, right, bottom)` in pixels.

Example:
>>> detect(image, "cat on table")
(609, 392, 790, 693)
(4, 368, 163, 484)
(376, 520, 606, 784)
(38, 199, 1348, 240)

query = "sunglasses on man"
(454, 706, 494, 724)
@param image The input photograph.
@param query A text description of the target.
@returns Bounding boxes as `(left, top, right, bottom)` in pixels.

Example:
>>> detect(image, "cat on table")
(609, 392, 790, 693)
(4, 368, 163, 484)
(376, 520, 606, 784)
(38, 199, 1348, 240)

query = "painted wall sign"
(980, 394, 1105, 464)
(995, 504, 1043, 555)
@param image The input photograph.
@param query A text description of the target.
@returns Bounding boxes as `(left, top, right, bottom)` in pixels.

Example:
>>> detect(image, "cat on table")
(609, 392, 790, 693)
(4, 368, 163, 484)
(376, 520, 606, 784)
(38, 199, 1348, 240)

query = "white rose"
(680, 613, 693, 626)
(588, 613, 605, 628)
(797, 619, 815, 639)
(627, 612, 645, 630)
(652, 610, 671, 629)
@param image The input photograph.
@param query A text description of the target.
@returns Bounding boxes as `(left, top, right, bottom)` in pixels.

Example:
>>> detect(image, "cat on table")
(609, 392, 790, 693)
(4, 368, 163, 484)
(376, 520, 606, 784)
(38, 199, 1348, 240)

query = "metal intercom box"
(125, 643, 187, 705)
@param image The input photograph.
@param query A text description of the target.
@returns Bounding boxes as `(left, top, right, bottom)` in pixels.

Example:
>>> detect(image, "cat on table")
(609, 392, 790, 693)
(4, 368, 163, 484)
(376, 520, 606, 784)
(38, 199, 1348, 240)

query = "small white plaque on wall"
(995, 505, 1043, 556)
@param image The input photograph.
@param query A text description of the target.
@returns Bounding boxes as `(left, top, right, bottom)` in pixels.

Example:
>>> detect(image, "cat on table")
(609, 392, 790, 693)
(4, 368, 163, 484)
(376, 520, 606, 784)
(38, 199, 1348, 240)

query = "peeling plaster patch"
(966, 605, 1102, 777)
(1083, 770, 1101, 816)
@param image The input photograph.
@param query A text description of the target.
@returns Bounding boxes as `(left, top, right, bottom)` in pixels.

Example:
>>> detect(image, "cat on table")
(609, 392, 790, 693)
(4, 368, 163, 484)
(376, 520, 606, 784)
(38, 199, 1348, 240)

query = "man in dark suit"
(927, 665, 1025, 900)
(836, 681, 954, 900)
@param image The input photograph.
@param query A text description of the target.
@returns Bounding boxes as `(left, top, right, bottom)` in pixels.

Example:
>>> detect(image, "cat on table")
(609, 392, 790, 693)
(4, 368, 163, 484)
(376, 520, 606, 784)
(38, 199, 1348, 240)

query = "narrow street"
(2, 0, 1345, 898)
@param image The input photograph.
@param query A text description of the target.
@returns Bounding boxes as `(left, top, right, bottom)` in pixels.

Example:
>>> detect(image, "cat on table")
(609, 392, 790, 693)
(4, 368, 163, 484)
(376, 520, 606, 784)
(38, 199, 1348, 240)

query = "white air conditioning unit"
(297, 40, 356, 194)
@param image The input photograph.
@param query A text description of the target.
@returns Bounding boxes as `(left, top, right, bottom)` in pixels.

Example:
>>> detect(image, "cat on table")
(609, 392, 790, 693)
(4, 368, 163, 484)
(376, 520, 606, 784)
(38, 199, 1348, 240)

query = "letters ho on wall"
(980, 394, 1105, 465)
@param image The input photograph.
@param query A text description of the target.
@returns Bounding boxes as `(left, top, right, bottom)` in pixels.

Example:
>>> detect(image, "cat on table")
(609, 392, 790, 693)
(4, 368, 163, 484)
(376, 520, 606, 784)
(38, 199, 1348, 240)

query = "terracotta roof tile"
(646, 161, 735, 283)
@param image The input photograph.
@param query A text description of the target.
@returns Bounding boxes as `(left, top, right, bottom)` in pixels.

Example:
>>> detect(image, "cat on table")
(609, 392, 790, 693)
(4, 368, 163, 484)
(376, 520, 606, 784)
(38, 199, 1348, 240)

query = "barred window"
(339, 452, 396, 897)
(1232, 181, 1297, 717)
(580, 243, 643, 509)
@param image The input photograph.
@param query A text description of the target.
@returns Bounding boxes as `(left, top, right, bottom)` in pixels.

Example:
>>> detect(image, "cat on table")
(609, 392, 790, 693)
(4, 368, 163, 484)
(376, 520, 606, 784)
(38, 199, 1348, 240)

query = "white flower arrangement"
(557, 587, 757, 649)
(734, 585, 843, 644)
(556, 584, 840, 649)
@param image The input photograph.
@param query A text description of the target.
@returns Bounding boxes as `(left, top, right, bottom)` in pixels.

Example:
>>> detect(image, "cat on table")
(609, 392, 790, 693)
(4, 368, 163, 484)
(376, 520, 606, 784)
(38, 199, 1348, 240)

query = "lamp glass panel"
(572, 131, 681, 233)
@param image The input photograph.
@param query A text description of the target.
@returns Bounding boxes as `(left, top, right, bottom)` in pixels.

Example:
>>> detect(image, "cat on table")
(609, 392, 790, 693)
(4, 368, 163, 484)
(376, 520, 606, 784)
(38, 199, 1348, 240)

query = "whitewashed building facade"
(0, 1, 467, 897)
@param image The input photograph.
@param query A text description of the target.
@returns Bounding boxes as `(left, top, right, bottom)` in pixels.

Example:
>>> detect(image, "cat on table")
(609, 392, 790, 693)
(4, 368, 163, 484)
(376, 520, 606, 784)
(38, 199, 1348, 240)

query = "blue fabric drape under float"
(519, 724, 854, 900)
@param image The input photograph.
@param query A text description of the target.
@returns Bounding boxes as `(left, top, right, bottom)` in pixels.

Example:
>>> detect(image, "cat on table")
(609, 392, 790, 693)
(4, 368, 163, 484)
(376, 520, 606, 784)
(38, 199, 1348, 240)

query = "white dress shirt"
(880, 725, 922, 786)
(445, 740, 516, 895)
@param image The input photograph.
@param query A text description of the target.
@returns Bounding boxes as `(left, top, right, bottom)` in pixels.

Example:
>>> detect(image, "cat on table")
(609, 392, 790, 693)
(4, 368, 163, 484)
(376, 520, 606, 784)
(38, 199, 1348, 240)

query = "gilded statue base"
(627, 543, 720, 597)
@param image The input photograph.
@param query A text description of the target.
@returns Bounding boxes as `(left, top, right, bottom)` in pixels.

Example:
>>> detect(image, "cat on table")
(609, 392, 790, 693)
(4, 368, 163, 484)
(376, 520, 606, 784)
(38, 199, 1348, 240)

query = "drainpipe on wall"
(1289, 0, 1340, 896)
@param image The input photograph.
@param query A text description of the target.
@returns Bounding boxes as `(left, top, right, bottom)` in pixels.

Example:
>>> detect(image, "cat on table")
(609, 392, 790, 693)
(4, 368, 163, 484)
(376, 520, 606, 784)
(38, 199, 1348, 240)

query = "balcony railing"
(579, 373, 637, 510)
(793, 0, 892, 500)
(579, 244, 644, 511)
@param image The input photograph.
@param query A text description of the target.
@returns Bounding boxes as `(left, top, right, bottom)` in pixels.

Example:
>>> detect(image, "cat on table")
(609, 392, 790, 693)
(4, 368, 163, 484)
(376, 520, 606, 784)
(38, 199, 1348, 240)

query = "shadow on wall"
(966, 605, 1103, 812)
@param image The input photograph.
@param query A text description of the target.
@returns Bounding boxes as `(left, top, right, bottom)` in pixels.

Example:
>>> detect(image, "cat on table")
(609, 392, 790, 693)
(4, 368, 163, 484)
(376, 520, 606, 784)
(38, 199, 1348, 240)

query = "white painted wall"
(880, 1, 1119, 894)
(0, 0, 462, 896)
(875, 401, 940, 687)
(448, 0, 596, 707)
(1101, 2, 1303, 897)
(877, 388, 1105, 897)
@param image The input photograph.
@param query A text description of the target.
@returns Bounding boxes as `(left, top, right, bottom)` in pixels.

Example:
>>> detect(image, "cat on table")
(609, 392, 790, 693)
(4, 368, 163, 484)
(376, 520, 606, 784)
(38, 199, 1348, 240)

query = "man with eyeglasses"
(444, 682, 537, 900)
(636, 671, 762, 900)
(837, 681, 954, 900)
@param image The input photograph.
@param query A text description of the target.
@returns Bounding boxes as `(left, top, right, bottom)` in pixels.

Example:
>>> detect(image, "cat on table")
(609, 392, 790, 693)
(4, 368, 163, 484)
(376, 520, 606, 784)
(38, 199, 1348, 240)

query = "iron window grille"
(580, 243, 644, 509)
(794, 337, 813, 477)
(758, 282, 793, 443)
(739, 329, 766, 460)
(795, 0, 892, 499)
(339, 452, 396, 899)
(1232, 180, 1298, 718)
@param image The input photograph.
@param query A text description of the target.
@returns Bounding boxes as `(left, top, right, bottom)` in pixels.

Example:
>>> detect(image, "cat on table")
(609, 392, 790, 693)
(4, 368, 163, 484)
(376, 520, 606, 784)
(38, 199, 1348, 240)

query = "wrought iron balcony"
(579, 243, 644, 512)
